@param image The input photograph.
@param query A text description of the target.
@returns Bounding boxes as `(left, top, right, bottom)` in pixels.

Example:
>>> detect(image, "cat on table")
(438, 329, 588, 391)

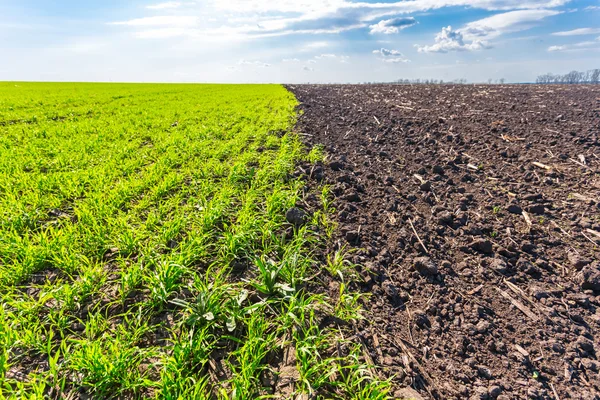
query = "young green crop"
(0, 82, 389, 399)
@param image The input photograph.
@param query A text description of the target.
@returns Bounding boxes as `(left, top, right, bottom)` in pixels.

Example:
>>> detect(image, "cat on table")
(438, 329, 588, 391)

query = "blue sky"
(1, 0, 599, 82)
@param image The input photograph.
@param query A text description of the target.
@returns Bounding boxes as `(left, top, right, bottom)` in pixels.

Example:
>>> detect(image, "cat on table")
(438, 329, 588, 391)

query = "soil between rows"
(287, 84, 600, 400)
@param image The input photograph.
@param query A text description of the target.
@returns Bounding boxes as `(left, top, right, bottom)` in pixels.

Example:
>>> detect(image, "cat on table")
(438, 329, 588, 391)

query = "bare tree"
(536, 68, 600, 84)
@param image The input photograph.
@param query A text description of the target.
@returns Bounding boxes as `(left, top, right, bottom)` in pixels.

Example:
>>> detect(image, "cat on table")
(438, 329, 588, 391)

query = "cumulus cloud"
(417, 26, 491, 53)
(414, 9, 558, 54)
(373, 48, 410, 63)
(373, 48, 402, 56)
(369, 17, 417, 34)
(552, 27, 600, 36)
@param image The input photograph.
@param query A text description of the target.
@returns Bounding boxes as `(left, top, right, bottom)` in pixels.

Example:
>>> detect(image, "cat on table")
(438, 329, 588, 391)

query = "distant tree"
(499, 78, 506, 84)
(536, 68, 599, 84)
(565, 70, 579, 84)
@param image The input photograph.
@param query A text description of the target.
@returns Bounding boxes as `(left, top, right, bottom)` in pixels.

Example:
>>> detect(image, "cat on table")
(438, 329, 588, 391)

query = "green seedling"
(250, 257, 294, 297)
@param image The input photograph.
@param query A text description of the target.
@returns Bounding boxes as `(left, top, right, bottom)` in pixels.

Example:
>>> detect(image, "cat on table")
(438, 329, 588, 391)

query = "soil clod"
(285, 207, 309, 226)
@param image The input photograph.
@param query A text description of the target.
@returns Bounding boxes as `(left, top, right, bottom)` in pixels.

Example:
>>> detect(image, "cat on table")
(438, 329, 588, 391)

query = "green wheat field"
(0, 83, 389, 399)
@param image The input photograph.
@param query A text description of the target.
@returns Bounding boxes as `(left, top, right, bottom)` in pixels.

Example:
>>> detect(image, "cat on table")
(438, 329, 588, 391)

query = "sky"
(0, 0, 599, 83)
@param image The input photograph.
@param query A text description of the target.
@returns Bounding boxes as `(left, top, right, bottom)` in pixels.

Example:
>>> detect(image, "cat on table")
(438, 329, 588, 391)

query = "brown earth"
(287, 84, 600, 400)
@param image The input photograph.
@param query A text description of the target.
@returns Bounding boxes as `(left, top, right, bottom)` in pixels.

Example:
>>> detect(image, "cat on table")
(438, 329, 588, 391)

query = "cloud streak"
(369, 17, 417, 34)
(547, 37, 600, 52)
(461, 9, 561, 40)
(552, 27, 600, 36)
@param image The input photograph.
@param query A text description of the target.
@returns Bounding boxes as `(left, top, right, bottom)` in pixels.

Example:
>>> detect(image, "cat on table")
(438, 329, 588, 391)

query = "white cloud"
(417, 26, 491, 53)
(112, 0, 573, 40)
(369, 17, 417, 34)
(574, 40, 600, 46)
(461, 9, 561, 40)
(416, 9, 558, 53)
(552, 27, 600, 36)
(373, 48, 410, 62)
(210, 0, 571, 15)
(547, 38, 600, 52)
(147, 2, 183, 10)
(373, 48, 402, 56)
(315, 53, 337, 59)
(584, 5, 600, 10)
(383, 57, 410, 63)
(548, 45, 566, 51)
(282, 58, 300, 62)
(303, 66, 314, 71)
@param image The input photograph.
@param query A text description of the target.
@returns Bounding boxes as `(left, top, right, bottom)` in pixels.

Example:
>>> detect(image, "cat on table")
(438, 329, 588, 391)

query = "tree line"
(390, 78, 506, 85)
(393, 78, 468, 84)
(536, 69, 600, 84)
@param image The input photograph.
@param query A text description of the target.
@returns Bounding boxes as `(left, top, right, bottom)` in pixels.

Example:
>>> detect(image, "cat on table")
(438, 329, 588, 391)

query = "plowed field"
(288, 84, 600, 400)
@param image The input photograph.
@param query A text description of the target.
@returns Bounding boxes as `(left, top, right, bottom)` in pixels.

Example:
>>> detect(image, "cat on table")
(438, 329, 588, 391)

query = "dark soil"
(287, 84, 600, 400)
